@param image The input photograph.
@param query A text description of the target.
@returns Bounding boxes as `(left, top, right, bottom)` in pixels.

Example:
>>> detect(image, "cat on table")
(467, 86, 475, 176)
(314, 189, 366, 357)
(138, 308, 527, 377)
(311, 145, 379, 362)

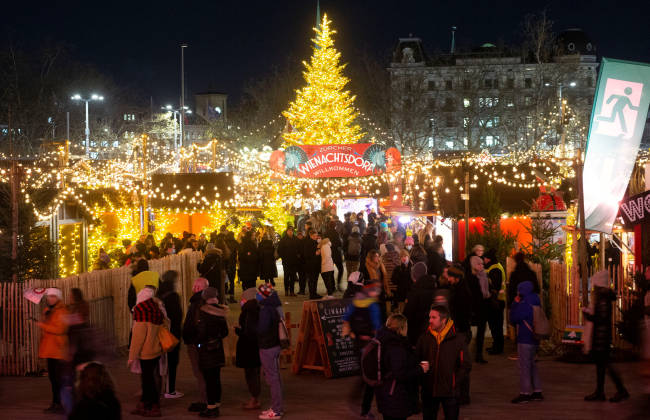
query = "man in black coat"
(447, 263, 473, 405)
(277, 227, 301, 297)
(323, 221, 344, 291)
(182, 278, 209, 412)
(238, 232, 260, 291)
(303, 230, 322, 299)
(356, 212, 367, 236)
(360, 227, 378, 272)
(224, 232, 239, 303)
(403, 262, 437, 346)
(296, 231, 307, 295)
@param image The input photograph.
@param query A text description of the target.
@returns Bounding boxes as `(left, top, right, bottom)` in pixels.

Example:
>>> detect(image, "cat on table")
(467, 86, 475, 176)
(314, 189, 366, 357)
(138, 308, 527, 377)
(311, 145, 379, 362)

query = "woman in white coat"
(318, 238, 335, 298)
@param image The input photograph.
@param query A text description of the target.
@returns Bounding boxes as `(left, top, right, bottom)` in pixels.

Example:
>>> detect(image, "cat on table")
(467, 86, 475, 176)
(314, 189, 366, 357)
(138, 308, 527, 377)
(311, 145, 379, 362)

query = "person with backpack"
(342, 279, 383, 420)
(343, 226, 362, 281)
(381, 243, 401, 312)
(257, 283, 284, 419)
(373, 314, 428, 420)
(194, 287, 230, 418)
(198, 243, 223, 291)
(415, 305, 472, 420)
(235, 288, 262, 410)
(509, 281, 544, 404)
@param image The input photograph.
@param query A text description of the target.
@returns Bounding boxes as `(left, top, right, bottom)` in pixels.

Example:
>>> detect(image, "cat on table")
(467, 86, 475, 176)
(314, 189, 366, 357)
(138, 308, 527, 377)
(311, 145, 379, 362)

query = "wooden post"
(576, 148, 589, 308)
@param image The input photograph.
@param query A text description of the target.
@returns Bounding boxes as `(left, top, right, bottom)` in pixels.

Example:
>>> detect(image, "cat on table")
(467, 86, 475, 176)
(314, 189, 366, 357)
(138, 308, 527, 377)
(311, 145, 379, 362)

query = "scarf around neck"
(133, 298, 164, 325)
(428, 319, 454, 345)
(365, 258, 387, 282)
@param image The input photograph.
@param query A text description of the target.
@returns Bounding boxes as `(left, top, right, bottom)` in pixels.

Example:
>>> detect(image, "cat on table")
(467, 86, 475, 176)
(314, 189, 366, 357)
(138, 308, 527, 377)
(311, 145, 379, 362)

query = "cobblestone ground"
(1, 265, 647, 419)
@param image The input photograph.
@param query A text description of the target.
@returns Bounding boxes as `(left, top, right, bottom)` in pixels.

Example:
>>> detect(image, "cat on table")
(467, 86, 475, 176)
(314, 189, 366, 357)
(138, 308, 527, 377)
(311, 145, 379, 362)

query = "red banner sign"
(269, 144, 401, 178)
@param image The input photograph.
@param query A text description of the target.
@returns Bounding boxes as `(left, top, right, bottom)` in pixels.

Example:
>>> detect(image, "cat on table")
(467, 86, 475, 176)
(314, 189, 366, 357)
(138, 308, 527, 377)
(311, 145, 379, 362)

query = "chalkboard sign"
(315, 298, 360, 378)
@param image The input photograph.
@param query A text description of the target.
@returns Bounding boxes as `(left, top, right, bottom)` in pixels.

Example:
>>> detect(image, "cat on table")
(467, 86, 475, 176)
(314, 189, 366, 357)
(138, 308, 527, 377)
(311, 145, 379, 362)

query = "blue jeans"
(518, 343, 542, 394)
(260, 346, 283, 414)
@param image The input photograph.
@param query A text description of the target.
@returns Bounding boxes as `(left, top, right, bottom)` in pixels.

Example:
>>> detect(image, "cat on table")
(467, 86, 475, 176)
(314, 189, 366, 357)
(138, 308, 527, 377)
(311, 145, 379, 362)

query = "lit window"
(463, 137, 468, 146)
(526, 116, 532, 127)
(445, 140, 454, 149)
(124, 114, 127, 120)
(429, 119, 434, 130)
(428, 138, 434, 148)
(90, 152, 98, 159)
(463, 98, 470, 107)
(463, 118, 469, 127)
(493, 117, 499, 127)
(112, 141, 119, 147)
(486, 136, 494, 146)
(525, 96, 533, 106)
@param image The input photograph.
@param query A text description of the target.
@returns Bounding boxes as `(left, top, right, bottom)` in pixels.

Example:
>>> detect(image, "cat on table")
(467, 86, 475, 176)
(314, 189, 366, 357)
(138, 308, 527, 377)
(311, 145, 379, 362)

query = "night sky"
(5, 0, 650, 106)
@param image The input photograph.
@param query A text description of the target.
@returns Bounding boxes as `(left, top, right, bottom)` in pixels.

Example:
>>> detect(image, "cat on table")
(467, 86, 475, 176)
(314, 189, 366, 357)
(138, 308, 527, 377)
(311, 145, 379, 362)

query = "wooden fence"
(0, 252, 202, 376)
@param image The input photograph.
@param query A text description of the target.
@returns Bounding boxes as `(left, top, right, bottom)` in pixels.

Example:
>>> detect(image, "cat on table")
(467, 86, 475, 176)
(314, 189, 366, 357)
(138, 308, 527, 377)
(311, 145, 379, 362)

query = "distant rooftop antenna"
(451, 26, 456, 53)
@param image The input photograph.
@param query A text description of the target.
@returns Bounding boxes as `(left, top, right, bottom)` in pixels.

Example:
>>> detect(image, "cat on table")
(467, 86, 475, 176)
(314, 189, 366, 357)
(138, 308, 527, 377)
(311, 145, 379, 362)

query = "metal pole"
(174, 111, 178, 152)
(85, 100, 90, 157)
(212, 139, 216, 172)
(464, 168, 469, 254)
(66, 111, 70, 142)
(576, 148, 589, 308)
(142, 135, 148, 233)
(181, 45, 187, 149)
(11, 161, 19, 283)
(559, 86, 565, 157)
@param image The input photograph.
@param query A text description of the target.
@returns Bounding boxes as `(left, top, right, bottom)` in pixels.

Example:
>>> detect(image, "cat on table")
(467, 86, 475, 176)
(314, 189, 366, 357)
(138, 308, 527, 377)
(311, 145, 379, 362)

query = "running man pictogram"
(594, 87, 639, 134)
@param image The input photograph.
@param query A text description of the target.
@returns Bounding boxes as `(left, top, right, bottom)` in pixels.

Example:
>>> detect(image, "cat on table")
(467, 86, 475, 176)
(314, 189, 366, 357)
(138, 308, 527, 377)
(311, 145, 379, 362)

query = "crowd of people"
(34, 207, 646, 420)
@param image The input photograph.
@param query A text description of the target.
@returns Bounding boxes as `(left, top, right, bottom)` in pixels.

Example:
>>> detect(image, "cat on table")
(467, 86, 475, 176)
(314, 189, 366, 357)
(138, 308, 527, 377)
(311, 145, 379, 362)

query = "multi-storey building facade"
(389, 29, 599, 156)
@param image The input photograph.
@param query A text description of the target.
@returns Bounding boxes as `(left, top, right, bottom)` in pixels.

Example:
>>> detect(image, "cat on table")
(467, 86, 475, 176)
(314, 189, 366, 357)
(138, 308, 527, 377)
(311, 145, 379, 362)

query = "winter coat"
(463, 253, 484, 319)
(415, 323, 472, 398)
(403, 275, 438, 345)
(277, 234, 301, 267)
(257, 292, 283, 349)
(197, 249, 223, 289)
(182, 290, 203, 345)
(38, 301, 70, 360)
(128, 271, 160, 311)
(303, 237, 321, 270)
(584, 287, 617, 352)
(129, 300, 164, 361)
(157, 282, 183, 339)
(318, 238, 334, 272)
(235, 300, 262, 369)
(360, 234, 378, 268)
(238, 237, 260, 281)
(357, 218, 367, 236)
(508, 262, 540, 306)
(374, 326, 424, 418)
(323, 228, 343, 263)
(509, 281, 541, 346)
(381, 251, 401, 292)
(68, 390, 121, 420)
(225, 237, 239, 274)
(195, 303, 230, 370)
(343, 233, 361, 262)
(258, 239, 278, 279)
(391, 262, 414, 303)
(344, 220, 356, 236)
(450, 277, 473, 333)
(426, 249, 446, 280)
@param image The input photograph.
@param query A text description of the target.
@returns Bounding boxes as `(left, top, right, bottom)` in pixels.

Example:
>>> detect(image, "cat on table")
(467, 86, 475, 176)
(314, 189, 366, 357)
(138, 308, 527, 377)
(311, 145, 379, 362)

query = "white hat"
(592, 270, 609, 288)
(45, 288, 63, 301)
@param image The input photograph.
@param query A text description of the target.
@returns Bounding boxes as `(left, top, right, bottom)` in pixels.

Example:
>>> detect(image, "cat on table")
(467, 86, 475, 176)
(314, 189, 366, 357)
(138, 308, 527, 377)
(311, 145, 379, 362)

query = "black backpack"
(348, 237, 360, 256)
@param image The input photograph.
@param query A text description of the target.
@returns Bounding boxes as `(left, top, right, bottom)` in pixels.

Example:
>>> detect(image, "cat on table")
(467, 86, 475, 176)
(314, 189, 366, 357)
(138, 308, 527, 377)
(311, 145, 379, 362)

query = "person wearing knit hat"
(391, 249, 413, 313)
(37, 287, 70, 414)
(236, 287, 263, 410)
(202, 287, 219, 302)
(256, 281, 284, 418)
(582, 270, 628, 402)
(448, 264, 464, 279)
(404, 236, 414, 251)
(352, 226, 359, 234)
(411, 262, 428, 282)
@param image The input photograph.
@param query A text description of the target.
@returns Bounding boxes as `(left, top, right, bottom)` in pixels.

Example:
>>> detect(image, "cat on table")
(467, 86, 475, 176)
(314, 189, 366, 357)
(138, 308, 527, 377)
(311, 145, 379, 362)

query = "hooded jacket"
(303, 237, 321, 267)
(318, 238, 334, 272)
(195, 302, 230, 370)
(374, 326, 424, 418)
(235, 300, 262, 369)
(257, 291, 283, 349)
(323, 227, 343, 263)
(157, 280, 182, 339)
(584, 286, 617, 352)
(509, 281, 541, 345)
(197, 249, 223, 289)
(415, 322, 472, 398)
(38, 300, 70, 360)
(258, 238, 278, 279)
(508, 262, 540, 306)
(277, 234, 302, 266)
(403, 275, 438, 345)
(238, 236, 260, 280)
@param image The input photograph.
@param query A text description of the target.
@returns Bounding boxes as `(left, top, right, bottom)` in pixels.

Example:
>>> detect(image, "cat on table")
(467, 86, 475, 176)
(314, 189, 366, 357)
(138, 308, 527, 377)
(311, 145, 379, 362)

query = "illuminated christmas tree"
(283, 15, 363, 146)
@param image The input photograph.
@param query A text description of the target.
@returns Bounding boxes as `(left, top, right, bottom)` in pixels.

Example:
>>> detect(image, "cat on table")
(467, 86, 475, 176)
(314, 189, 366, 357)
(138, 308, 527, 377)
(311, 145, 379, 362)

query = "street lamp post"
(181, 44, 187, 148)
(545, 82, 576, 156)
(71, 94, 104, 158)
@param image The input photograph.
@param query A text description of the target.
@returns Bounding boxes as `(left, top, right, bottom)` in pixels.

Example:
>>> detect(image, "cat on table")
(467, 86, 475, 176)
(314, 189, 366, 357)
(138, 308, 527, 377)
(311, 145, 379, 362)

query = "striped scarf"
(133, 298, 164, 325)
